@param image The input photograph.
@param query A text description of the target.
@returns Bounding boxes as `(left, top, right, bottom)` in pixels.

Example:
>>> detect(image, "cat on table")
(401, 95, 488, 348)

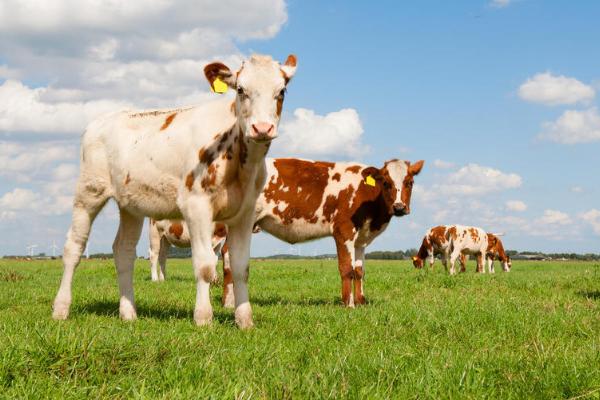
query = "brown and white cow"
(412, 225, 467, 272)
(52, 54, 297, 329)
(148, 219, 228, 282)
(239, 157, 424, 307)
(445, 225, 489, 274)
(486, 233, 511, 273)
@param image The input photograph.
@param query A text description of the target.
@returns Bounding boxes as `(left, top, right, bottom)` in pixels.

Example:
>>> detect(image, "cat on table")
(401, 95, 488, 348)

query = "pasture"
(1, 258, 600, 399)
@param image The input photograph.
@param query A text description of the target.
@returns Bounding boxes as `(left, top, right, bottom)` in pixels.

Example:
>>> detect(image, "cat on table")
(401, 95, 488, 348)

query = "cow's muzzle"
(250, 122, 276, 142)
(393, 203, 409, 216)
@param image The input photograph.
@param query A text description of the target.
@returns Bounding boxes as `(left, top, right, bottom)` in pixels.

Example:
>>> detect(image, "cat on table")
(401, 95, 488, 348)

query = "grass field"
(1, 257, 600, 399)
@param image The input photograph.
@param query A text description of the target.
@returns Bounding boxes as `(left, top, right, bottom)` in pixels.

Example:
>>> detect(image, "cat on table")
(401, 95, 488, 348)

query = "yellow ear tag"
(365, 175, 376, 187)
(212, 77, 228, 94)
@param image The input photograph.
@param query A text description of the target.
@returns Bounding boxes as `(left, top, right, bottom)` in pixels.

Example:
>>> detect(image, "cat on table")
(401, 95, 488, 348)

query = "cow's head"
(381, 159, 425, 217)
(204, 54, 297, 142)
(412, 255, 424, 269)
(503, 255, 512, 272)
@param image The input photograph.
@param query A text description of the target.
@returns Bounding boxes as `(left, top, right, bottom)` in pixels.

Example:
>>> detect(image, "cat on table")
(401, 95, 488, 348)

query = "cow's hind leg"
(53, 185, 109, 320)
(148, 220, 161, 281)
(158, 236, 169, 281)
(113, 209, 144, 320)
(221, 244, 235, 308)
(354, 245, 366, 305)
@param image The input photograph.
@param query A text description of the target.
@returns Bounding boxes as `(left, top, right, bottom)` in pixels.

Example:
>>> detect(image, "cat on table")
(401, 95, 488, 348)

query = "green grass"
(1, 258, 600, 399)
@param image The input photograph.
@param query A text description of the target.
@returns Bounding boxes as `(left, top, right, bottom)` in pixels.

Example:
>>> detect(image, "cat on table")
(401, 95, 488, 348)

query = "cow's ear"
(280, 54, 297, 82)
(362, 167, 383, 182)
(204, 62, 236, 91)
(409, 160, 425, 176)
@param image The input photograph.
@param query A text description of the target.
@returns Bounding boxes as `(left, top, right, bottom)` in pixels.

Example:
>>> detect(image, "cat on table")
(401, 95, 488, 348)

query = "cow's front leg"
(428, 251, 436, 270)
(158, 236, 169, 281)
(182, 197, 218, 326)
(487, 256, 495, 273)
(226, 212, 255, 329)
(354, 245, 366, 305)
(476, 254, 485, 273)
(335, 236, 355, 307)
(448, 250, 460, 275)
(113, 208, 144, 320)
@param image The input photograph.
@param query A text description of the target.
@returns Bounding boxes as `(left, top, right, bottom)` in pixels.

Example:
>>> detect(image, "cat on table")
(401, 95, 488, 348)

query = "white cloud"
(0, 188, 42, 211)
(433, 159, 455, 169)
(0, 140, 78, 181)
(536, 209, 572, 226)
(580, 209, 600, 235)
(506, 200, 527, 212)
(571, 186, 584, 193)
(274, 108, 366, 158)
(539, 107, 600, 144)
(518, 72, 595, 106)
(0, 80, 131, 134)
(437, 163, 522, 196)
(491, 0, 511, 8)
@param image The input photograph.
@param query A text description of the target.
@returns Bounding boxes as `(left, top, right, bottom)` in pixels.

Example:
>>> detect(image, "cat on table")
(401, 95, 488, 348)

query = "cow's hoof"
(235, 303, 253, 329)
(194, 308, 213, 326)
(355, 295, 367, 305)
(119, 302, 137, 321)
(52, 303, 70, 320)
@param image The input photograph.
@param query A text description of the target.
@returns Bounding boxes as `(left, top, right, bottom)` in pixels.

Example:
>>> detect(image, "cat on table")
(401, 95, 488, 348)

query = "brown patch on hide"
(345, 165, 361, 174)
(185, 171, 195, 191)
(168, 222, 184, 239)
(332, 173, 341, 181)
(160, 113, 177, 130)
(263, 159, 334, 225)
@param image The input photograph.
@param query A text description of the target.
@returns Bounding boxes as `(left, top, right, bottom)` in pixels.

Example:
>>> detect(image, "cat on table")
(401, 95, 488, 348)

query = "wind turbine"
(49, 241, 59, 257)
(26, 244, 38, 257)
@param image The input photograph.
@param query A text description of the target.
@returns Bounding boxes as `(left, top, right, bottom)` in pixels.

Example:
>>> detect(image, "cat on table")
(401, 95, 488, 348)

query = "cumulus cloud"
(436, 163, 522, 196)
(580, 209, 600, 235)
(536, 209, 572, 226)
(0, 80, 131, 134)
(539, 107, 600, 144)
(0, 140, 78, 181)
(518, 72, 595, 106)
(274, 108, 366, 158)
(506, 200, 527, 212)
(433, 159, 455, 169)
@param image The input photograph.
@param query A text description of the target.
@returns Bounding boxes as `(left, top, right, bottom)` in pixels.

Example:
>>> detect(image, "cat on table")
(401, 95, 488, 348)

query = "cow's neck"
(232, 125, 270, 186)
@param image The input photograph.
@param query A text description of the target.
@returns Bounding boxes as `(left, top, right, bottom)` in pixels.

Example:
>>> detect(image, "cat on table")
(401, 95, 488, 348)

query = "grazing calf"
(148, 219, 228, 282)
(234, 157, 424, 307)
(446, 225, 489, 275)
(52, 54, 297, 329)
(412, 225, 467, 272)
(486, 233, 511, 273)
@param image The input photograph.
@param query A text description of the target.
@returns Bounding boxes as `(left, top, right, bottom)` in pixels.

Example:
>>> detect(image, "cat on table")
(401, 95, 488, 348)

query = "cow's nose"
(252, 122, 274, 135)
(393, 203, 409, 216)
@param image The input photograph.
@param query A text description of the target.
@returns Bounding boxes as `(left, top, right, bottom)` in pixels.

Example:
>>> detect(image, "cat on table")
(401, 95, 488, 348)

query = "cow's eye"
(384, 182, 391, 189)
(237, 86, 246, 96)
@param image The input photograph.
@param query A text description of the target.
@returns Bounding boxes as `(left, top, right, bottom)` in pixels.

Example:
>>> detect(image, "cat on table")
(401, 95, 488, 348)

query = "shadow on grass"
(142, 276, 194, 282)
(248, 294, 341, 307)
(72, 300, 236, 324)
(577, 290, 600, 300)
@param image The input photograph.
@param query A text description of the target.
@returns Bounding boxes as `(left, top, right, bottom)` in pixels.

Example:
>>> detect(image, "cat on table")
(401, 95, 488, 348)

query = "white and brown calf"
(52, 53, 297, 329)
(148, 219, 229, 282)
(238, 157, 424, 307)
(486, 233, 511, 273)
(446, 225, 489, 275)
(412, 225, 467, 272)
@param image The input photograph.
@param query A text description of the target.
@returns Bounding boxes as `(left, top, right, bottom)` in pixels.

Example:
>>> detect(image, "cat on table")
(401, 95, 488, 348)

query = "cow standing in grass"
(486, 233, 511, 273)
(446, 225, 489, 275)
(242, 157, 425, 307)
(412, 225, 467, 272)
(148, 219, 228, 282)
(52, 54, 297, 329)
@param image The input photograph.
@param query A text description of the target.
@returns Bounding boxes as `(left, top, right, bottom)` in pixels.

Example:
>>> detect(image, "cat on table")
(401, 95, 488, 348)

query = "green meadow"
(1, 258, 599, 399)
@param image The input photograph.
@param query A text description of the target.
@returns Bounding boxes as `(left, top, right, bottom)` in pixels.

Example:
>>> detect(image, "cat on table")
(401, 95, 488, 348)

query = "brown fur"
(185, 172, 194, 191)
(160, 113, 177, 130)
(168, 222, 184, 239)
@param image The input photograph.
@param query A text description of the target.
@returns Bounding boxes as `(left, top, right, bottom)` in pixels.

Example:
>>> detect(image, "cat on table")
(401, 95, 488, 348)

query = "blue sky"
(0, 0, 599, 256)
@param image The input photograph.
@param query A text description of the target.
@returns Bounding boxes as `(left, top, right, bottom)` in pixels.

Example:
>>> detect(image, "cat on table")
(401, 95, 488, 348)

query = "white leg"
(227, 212, 255, 329)
(113, 208, 144, 321)
(181, 197, 217, 326)
(158, 236, 168, 281)
(53, 191, 108, 320)
(429, 251, 436, 270)
(148, 220, 161, 282)
(488, 257, 495, 274)
(448, 251, 459, 275)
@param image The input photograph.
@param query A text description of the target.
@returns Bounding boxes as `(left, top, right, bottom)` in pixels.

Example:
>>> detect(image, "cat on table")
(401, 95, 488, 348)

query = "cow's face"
(204, 54, 297, 143)
(412, 256, 424, 269)
(382, 159, 425, 216)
